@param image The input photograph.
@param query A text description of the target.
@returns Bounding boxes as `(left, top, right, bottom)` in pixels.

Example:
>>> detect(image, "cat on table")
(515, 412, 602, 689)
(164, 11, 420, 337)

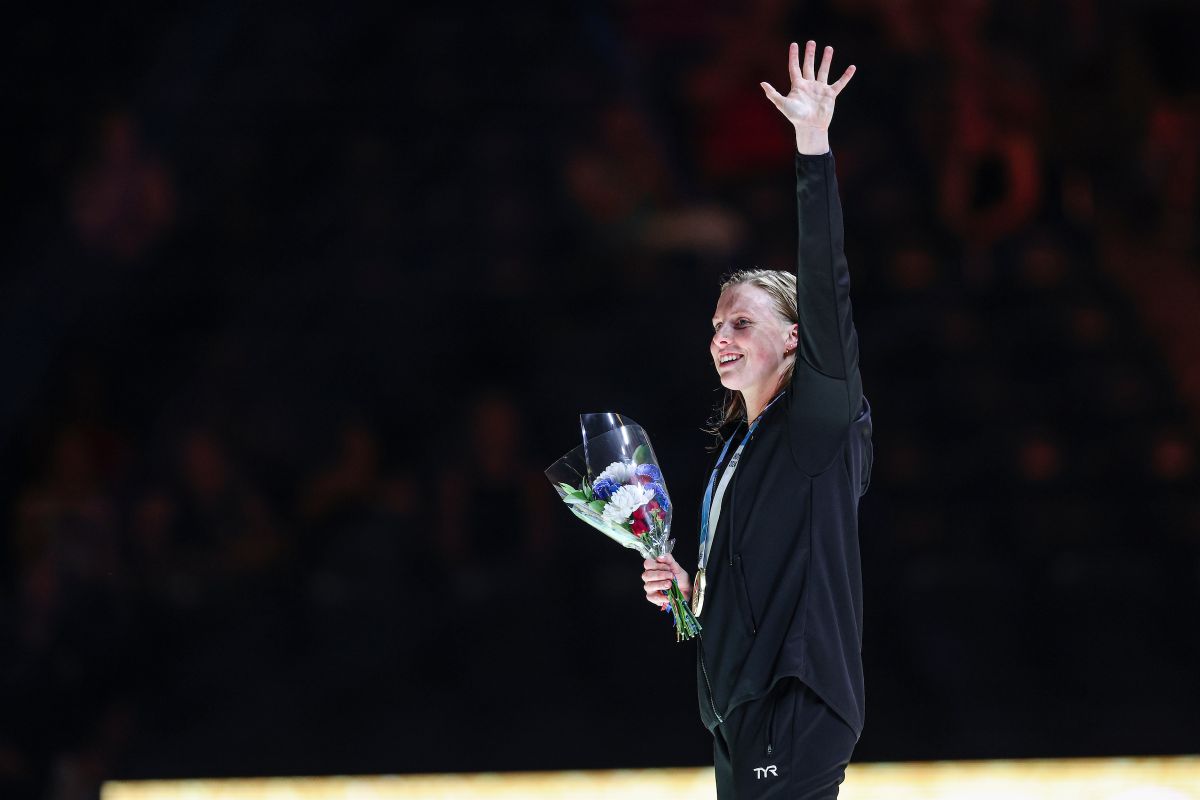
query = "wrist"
(795, 127, 830, 156)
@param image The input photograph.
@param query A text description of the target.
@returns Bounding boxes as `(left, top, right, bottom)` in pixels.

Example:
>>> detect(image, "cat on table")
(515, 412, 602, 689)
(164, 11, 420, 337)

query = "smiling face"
(710, 283, 798, 400)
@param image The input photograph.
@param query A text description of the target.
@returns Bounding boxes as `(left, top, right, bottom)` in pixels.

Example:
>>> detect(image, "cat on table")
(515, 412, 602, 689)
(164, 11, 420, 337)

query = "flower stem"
(666, 580, 701, 641)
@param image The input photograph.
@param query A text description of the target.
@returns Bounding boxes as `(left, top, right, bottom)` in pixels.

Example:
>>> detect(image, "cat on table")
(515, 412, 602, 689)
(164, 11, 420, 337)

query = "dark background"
(4, 1, 1200, 798)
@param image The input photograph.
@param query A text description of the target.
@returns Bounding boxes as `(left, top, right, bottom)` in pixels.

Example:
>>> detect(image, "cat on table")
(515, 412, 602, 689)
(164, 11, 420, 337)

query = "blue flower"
(635, 463, 663, 483)
(592, 476, 621, 501)
(646, 481, 671, 513)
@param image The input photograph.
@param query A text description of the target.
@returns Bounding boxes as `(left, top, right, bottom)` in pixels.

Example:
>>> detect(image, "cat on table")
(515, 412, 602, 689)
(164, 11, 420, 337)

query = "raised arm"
(763, 42, 864, 471)
(793, 147, 861, 421)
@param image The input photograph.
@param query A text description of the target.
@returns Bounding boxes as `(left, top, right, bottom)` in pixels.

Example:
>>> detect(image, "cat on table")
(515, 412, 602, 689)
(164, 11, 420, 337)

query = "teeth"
(720, 354, 742, 364)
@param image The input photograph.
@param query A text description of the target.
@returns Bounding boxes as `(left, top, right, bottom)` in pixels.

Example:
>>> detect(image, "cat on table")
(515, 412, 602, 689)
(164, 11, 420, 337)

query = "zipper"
(698, 635, 724, 725)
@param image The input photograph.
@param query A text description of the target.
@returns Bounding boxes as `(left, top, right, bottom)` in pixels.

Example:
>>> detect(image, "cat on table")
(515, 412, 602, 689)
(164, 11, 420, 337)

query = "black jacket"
(696, 150, 873, 738)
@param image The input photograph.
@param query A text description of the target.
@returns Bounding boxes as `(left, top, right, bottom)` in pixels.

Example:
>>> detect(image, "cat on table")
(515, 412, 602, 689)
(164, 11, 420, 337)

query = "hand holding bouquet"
(546, 413, 701, 641)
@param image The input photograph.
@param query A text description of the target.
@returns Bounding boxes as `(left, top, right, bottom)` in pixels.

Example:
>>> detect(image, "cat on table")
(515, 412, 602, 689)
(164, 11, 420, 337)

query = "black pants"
(713, 678, 857, 799)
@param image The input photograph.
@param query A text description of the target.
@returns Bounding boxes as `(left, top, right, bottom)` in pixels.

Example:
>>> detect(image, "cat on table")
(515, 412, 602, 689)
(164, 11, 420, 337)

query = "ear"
(786, 322, 798, 351)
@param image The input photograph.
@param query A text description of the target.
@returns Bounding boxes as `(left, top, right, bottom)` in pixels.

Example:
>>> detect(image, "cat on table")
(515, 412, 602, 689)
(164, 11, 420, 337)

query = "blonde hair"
(707, 269, 798, 439)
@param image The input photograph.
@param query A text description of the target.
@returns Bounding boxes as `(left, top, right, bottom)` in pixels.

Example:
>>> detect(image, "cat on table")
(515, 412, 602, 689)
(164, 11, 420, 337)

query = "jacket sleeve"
(788, 150, 865, 476)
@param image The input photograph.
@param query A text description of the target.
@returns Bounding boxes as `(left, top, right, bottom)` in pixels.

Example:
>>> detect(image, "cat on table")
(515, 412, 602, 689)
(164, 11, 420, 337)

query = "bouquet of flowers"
(546, 413, 701, 641)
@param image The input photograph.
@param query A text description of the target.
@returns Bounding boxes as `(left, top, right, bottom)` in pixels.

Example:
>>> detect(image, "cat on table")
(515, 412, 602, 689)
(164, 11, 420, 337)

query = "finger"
(787, 42, 801, 88)
(760, 81, 787, 111)
(645, 592, 668, 608)
(646, 585, 673, 601)
(830, 64, 856, 94)
(802, 39, 816, 81)
(817, 45, 833, 83)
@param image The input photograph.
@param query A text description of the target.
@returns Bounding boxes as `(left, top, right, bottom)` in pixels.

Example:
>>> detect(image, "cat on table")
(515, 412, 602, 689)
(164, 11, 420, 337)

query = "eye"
(734, 318, 751, 328)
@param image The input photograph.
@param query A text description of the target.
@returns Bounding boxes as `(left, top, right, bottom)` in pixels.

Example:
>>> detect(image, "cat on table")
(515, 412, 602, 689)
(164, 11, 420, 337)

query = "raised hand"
(760, 41, 856, 155)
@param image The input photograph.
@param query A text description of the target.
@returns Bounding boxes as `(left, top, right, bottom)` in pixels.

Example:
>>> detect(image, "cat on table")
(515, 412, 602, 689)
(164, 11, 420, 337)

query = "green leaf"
(587, 500, 606, 514)
(632, 444, 651, 465)
(559, 482, 580, 494)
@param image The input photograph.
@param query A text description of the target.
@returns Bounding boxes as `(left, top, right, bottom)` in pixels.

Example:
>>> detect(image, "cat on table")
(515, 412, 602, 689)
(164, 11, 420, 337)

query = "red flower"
(630, 504, 654, 536)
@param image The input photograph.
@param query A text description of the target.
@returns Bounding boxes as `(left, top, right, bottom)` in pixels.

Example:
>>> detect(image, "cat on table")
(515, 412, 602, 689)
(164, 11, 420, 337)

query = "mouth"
(717, 353, 744, 368)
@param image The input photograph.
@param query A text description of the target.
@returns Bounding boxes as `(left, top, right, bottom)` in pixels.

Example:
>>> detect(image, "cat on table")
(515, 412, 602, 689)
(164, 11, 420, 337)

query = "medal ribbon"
(696, 393, 783, 571)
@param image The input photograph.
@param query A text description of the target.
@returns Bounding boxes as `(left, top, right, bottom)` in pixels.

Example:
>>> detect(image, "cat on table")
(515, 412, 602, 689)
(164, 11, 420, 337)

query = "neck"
(742, 381, 781, 426)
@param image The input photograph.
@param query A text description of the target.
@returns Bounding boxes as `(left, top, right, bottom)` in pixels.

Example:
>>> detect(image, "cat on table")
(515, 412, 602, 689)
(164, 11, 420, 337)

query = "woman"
(641, 41, 872, 799)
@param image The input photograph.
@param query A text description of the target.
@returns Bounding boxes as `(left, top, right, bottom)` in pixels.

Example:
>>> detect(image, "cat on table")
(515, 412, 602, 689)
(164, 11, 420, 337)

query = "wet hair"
(706, 268, 798, 441)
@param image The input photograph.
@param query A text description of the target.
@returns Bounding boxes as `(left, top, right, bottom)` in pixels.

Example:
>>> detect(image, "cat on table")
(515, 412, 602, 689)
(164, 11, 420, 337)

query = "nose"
(712, 324, 730, 346)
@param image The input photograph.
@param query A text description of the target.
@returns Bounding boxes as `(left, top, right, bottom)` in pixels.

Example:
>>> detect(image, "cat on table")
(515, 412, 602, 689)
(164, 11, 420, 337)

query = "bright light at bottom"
(102, 756, 1200, 800)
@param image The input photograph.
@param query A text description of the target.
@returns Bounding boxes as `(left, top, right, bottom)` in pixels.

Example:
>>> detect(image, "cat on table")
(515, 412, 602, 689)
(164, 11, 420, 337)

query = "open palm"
(761, 41, 855, 132)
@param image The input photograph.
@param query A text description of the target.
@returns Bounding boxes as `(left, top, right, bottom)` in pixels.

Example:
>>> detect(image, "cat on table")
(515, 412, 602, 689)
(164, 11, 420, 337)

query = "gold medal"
(691, 567, 707, 617)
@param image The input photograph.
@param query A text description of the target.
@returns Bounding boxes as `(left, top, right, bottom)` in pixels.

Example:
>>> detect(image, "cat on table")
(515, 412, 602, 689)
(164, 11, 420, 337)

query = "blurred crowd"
(3, 1, 1200, 798)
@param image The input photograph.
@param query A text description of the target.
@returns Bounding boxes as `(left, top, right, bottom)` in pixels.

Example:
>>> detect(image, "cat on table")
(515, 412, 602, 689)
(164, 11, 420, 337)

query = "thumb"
(760, 81, 787, 110)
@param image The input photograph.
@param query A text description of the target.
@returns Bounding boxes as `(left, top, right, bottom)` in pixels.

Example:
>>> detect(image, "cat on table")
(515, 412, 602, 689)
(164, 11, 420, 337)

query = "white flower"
(597, 460, 637, 485)
(602, 483, 654, 525)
